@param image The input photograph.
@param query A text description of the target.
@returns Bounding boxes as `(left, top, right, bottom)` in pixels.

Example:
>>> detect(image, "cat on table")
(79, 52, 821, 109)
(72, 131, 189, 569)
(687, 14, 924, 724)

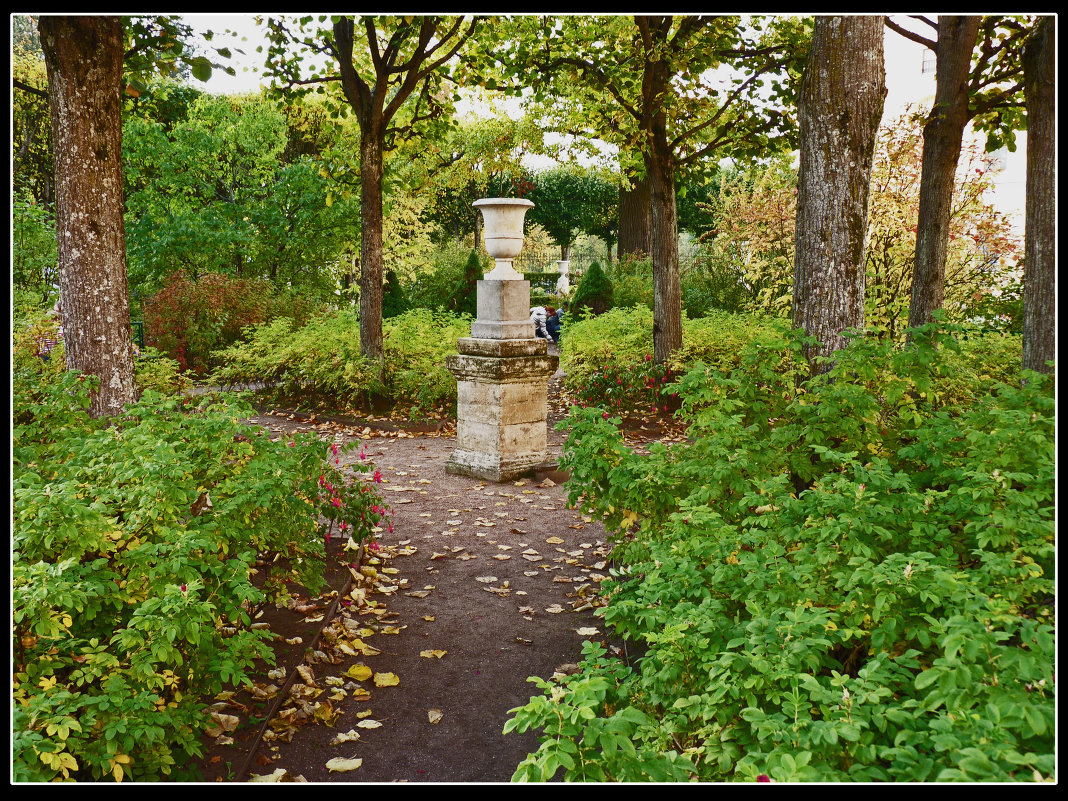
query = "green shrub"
(210, 307, 471, 415)
(408, 242, 488, 313)
(570, 260, 613, 319)
(12, 369, 390, 781)
(561, 306, 791, 410)
(12, 306, 66, 384)
(210, 309, 381, 410)
(383, 308, 472, 414)
(382, 269, 410, 319)
(608, 255, 654, 310)
(133, 349, 192, 397)
(508, 323, 1055, 782)
(447, 249, 486, 317)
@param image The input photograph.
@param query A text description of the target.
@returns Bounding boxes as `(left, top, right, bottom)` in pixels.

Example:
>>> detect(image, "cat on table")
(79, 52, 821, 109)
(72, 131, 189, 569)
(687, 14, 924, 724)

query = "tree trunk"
(793, 16, 886, 374)
(39, 16, 136, 418)
(1021, 17, 1055, 375)
(359, 132, 385, 363)
(907, 16, 980, 334)
(647, 137, 682, 364)
(618, 173, 652, 258)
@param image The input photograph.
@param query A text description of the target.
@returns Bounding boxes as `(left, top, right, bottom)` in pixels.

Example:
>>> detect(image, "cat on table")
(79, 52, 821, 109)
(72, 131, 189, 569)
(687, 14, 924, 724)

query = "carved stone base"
(446, 337, 558, 483)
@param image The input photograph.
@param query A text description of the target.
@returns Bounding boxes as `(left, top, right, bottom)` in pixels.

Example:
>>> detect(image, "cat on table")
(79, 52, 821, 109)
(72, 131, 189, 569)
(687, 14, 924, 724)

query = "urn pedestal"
(445, 199, 558, 482)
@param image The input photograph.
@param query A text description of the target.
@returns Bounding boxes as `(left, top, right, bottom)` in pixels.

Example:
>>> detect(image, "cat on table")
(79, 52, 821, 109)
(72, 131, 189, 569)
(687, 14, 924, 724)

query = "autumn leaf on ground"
(428, 709, 443, 724)
(373, 672, 400, 687)
(325, 756, 363, 772)
(576, 627, 600, 636)
(545, 604, 564, 614)
(356, 718, 382, 728)
(420, 649, 447, 659)
(205, 713, 241, 738)
(545, 536, 564, 544)
(330, 730, 362, 745)
(345, 664, 372, 682)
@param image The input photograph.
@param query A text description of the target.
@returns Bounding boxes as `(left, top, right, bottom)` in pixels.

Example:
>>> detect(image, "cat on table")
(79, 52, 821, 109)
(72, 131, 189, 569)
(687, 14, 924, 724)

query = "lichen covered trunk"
(40, 15, 136, 418)
(793, 15, 886, 374)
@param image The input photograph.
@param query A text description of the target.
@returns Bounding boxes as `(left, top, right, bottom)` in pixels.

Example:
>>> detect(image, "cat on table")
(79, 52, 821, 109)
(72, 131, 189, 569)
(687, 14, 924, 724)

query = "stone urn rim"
(472, 197, 535, 209)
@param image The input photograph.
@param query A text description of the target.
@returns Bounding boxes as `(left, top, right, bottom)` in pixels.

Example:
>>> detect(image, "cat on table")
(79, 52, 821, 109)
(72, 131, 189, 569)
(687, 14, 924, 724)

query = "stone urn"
(473, 198, 534, 281)
(555, 259, 571, 295)
(446, 197, 558, 482)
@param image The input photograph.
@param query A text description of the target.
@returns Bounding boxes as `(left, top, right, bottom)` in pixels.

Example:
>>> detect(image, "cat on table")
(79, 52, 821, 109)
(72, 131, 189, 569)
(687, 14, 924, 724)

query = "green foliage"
(210, 308, 471, 416)
(382, 308, 472, 414)
(133, 349, 192, 397)
(509, 321, 1055, 782)
(607, 255, 654, 311)
(406, 242, 490, 315)
(12, 306, 65, 383)
(562, 306, 791, 408)
(382, 270, 410, 319)
(449, 250, 487, 318)
(527, 166, 607, 255)
(12, 190, 58, 300)
(123, 92, 359, 299)
(12, 367, 388, 781)
(570, 260, 613, 319)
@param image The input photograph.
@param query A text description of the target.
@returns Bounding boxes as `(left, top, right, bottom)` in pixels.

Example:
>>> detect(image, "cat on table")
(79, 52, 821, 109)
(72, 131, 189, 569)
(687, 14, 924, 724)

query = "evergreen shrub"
(570, 260, 613, 319)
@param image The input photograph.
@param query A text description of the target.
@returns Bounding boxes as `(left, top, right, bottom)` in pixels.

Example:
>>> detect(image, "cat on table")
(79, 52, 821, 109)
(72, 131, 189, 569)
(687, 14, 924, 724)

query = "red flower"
(373, 469, 382, 483)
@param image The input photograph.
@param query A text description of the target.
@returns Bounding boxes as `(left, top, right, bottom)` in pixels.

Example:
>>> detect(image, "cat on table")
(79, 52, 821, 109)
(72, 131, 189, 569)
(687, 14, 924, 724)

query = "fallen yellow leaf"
(428, 709, 443, 724)
(373, 672, 400, 687)
(345, 664, 372, 682)
(325, 756, 363, 772)
(419, 649, 447, 659)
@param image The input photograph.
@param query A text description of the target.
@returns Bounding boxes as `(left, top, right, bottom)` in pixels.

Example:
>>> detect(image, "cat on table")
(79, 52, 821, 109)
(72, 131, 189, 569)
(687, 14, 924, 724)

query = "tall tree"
(884, 15, 1035, 332)
(262, 15, 479, 364)
(36, 15, 235, 416)
(1021, 16, 1055, 374)
(39, 16, 136, 418)
(527, 166, 596, 261)
(483, 15, 808, 362)
(792, 16, 886, 373)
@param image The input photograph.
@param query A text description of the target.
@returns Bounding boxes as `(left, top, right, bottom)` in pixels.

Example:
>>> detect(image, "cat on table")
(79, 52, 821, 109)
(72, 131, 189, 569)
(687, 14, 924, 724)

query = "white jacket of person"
(529, 306, 552, 340)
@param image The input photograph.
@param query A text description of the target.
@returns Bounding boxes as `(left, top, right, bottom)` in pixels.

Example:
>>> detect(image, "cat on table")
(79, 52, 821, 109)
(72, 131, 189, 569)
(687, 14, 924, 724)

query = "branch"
(884, 17, 936, 50)
(13, 78, 48, 99)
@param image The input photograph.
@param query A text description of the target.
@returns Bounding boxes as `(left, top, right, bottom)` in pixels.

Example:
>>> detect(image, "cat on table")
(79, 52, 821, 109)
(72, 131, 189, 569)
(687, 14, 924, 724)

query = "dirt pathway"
(199, 366, 634, 783)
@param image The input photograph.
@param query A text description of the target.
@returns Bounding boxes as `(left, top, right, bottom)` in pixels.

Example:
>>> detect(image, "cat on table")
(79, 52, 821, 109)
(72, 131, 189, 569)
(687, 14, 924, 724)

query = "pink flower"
(340, 521, 348, 531)
(331, 497, 342, 508)
(180, 584, 187, 594)
(388, 521, 394, 534)
(757, 774, 771, 782)
(602, 412, 609, 420)
(359, 448, 367, 461)
(331, 443, 339, 456)
(373, 469, 382, 483)
(368, 541, 380, 552)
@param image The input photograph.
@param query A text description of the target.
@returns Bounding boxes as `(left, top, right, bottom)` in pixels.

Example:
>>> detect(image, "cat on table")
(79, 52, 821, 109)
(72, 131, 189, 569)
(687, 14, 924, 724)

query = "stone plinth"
(446, 335, 558, 482)
(470, 279, 535, 340)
